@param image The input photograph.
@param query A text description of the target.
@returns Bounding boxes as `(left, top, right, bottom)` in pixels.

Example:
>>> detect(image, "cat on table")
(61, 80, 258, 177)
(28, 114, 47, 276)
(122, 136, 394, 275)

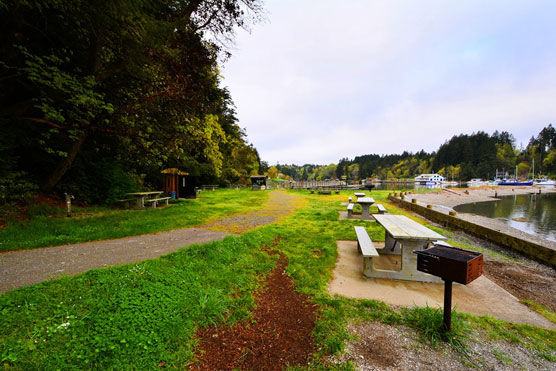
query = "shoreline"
(393, 186, 556, 262)
(412, 185, 555, 209)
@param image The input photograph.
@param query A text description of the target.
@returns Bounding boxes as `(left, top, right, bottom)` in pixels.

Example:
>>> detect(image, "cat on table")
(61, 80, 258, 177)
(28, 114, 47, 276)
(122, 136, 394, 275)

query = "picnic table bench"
(146, 197, 171, 208)
(431, 240, 452, 248)
(346, 203, 354, 218)
(354, 226, 383, 275)
(354, 226, 379, 256)
(116, 198, 137, 207)
(376, 204, 387, 214)
(125, 191, 164, 208)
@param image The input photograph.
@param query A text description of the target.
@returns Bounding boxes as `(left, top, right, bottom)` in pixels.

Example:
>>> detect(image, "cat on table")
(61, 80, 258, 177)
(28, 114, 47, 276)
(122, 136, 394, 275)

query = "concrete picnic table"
(125, 191, 163, 208)
(371, 214, 447, 282)
(354, 192, 366, 199)
(356, 197, 375, 219)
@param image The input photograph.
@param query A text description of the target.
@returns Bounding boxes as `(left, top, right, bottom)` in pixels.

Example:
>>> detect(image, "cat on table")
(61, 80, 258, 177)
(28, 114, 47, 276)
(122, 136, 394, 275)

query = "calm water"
(454, 193, 556, 242)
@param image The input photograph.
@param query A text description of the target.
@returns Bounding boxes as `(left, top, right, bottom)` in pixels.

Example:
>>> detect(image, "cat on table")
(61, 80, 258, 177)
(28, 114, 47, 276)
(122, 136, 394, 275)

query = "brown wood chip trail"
(191, 250, 316, 370)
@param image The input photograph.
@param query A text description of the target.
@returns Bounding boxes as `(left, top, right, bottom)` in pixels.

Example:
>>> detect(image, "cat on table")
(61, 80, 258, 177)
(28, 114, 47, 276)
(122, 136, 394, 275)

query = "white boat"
(414, 173, 445, 185)
(534, 178, 555, 186)
(466, 178, 487, 187)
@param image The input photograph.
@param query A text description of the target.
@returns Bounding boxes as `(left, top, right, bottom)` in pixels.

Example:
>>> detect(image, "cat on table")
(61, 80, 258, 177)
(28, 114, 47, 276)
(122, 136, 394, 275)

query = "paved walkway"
(0, 191, 303, 293)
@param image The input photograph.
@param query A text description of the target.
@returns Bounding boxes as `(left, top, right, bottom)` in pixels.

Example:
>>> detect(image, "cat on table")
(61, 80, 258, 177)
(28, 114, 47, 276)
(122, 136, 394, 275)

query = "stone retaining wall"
(388, 194, 556, 268)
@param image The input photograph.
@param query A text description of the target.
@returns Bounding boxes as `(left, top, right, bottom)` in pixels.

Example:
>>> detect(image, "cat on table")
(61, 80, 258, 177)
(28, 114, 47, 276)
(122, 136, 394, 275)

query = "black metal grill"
(415, 246, 483, 285)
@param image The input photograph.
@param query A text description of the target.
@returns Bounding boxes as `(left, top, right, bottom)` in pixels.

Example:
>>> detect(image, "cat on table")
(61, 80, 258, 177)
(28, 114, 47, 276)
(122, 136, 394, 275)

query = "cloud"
(223, 0, 556, 164)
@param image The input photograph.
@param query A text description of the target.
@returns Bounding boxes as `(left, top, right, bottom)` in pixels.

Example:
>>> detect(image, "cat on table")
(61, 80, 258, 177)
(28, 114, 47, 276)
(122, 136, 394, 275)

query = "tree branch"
(19, 117, 64, 129)
(192, 6, 221, 32)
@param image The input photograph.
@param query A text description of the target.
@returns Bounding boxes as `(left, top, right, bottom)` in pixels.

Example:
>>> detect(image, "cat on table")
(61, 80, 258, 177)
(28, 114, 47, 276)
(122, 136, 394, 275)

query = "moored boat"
(414, 173, 445, 185)
(534, 178, 556, 186)
(466, 178, 487, 187)
(498, 179, 533, 186)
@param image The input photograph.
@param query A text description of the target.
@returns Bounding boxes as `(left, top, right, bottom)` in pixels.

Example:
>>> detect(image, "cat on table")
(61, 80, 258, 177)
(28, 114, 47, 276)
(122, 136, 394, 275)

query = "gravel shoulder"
(332, 321, 555, 371)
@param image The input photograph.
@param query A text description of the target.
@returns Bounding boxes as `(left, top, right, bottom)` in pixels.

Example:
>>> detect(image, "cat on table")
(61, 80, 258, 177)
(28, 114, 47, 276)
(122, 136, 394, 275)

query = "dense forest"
(1, 0, 263, 205)
(1, 2, 555, 209)
(273, 125, 556, 182)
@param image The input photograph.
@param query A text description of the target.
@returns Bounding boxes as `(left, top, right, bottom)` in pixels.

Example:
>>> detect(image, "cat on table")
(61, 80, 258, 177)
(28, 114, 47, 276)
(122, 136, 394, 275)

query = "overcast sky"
(222, 0, 556, 165)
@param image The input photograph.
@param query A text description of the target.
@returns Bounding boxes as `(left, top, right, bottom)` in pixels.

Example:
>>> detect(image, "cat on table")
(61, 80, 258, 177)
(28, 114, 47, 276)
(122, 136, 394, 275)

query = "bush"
(0, 171, 37, 206)
(401, 305, 471, 356)
(60, 160, 138, 205)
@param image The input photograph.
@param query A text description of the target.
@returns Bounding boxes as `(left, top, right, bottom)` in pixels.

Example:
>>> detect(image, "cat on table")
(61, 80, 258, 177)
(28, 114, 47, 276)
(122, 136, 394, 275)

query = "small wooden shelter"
(250, 175, 268, 190)
(161, 168, 189, 199)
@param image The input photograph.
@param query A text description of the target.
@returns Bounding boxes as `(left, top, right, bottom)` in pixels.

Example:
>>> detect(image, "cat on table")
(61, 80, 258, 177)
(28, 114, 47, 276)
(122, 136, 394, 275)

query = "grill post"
(443, 280, 452, 331)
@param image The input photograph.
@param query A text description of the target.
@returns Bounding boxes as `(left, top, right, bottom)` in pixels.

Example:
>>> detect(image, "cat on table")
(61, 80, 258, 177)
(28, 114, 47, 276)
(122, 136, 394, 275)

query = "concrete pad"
(329, 240, 555, 329)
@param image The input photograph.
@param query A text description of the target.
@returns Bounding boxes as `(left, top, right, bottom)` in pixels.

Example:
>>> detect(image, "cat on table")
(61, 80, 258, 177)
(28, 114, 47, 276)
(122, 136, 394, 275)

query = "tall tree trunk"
(42, 23, 100, 193)
(42, 131, 88, 192)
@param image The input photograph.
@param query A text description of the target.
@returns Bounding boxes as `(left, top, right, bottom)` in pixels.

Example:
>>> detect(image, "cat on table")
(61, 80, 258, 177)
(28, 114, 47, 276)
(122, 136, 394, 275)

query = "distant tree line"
(0, 0, 264, 205)
(273, 125, 556, 182)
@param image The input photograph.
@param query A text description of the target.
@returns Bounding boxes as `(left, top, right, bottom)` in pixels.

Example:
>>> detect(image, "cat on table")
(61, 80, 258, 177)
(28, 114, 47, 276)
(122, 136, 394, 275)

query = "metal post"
(65, 193, 73, 217)
(443, 280, 452, 331)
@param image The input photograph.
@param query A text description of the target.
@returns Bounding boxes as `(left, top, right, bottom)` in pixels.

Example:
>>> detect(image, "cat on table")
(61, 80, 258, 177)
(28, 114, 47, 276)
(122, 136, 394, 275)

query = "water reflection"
(454, 193, 556, 242)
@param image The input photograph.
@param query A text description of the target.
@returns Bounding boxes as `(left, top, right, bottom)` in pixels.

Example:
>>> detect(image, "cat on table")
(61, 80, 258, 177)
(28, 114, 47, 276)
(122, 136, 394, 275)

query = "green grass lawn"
(1, 189, 554, 369)
(0, 189, 268, 252)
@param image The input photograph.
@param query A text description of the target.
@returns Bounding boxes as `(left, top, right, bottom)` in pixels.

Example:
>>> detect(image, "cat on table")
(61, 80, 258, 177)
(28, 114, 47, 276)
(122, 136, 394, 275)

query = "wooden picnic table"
(126, 191, 163, 208)
(356, 197, 375, 219)
(369, 214, 447, 282)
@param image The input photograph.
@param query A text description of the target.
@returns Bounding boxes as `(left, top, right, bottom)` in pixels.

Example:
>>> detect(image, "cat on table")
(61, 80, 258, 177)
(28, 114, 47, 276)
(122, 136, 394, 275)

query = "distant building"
(250, 175, 268, 190)
(414, 173, 445, 184)
(161, 168, 196, 198)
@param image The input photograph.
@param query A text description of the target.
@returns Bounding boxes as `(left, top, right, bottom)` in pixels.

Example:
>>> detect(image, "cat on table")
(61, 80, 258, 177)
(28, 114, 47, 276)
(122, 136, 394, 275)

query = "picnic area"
(3, 1, 556, 369)
(1, 188, 555, 370)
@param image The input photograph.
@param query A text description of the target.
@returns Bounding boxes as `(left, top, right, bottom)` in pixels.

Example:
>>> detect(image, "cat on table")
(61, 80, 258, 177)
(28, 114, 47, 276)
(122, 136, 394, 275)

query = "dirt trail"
(191, 248, 316, 370)
(0, 191, 303, 293)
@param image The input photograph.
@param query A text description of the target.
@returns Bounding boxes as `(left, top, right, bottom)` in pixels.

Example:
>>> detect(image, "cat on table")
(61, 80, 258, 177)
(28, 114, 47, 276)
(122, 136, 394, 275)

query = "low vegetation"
(1, 189, 554, 369)
(0, 189, 268, 252)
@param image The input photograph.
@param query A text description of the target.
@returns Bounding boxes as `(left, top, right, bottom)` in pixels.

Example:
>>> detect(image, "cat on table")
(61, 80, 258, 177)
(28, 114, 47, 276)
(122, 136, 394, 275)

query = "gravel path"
(0, 191, 303, 293)
(0, 228, 230, 293)
(199, 191, 303, 234)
